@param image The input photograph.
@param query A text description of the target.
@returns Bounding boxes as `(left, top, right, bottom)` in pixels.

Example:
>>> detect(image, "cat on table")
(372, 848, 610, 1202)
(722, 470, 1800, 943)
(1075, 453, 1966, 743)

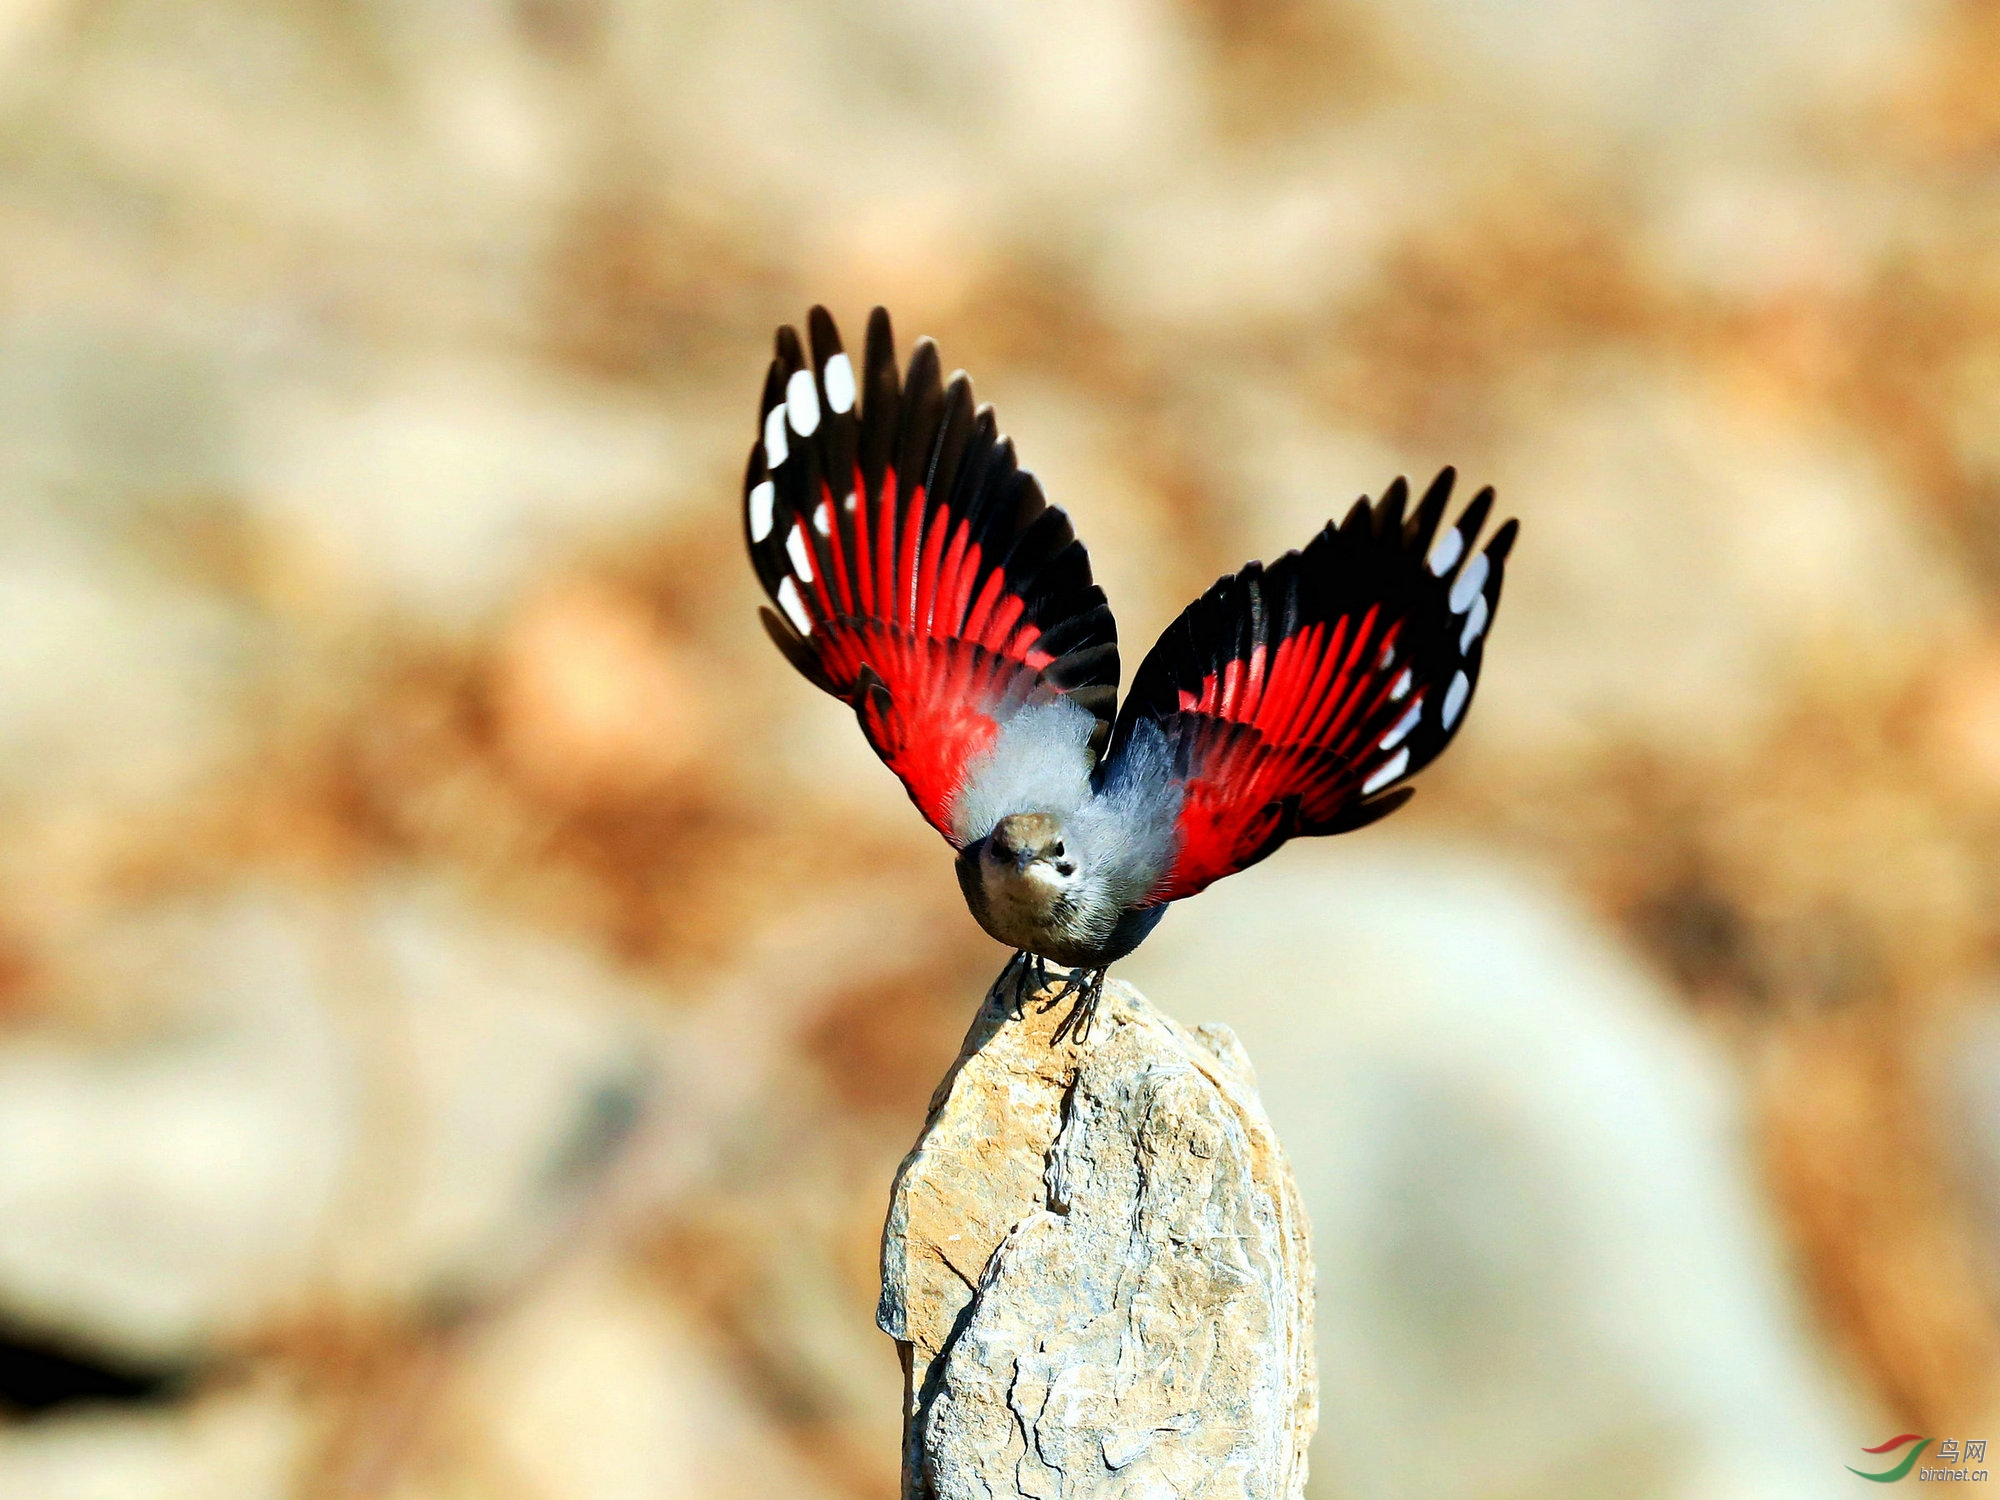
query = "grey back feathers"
(1078, 717, 1180, 911)
(950, 699, 1097, 848)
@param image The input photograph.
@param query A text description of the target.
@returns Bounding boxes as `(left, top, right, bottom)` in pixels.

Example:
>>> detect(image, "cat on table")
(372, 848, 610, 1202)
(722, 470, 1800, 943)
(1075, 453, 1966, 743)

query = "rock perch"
(880, 974, 1317, 1499)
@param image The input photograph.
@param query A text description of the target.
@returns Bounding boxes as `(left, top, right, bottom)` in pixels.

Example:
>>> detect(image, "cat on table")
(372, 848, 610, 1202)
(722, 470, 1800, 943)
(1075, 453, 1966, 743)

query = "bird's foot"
(989, 950, 1046, 1022)
(1040, 965, 1107, 1047)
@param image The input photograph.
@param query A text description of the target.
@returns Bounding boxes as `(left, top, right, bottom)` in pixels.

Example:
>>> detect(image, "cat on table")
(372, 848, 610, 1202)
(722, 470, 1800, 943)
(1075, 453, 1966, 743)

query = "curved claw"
(992, 956, 1106, 1044)
(1045, 966, 1107, 1046)
(987, 950, 1039, 1021)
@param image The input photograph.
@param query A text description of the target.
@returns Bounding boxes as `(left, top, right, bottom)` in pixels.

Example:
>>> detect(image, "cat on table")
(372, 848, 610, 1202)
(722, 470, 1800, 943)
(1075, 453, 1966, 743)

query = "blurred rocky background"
(1, 0, 1998, 1495)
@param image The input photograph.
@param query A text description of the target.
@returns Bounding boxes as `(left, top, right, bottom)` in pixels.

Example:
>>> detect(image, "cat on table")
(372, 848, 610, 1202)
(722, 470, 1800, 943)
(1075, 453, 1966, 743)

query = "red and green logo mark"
(1849, 1435, 1929, 1482)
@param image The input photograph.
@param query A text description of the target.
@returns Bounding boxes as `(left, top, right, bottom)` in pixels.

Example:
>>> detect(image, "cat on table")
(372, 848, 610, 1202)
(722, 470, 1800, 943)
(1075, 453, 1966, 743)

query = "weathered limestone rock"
(880, 975, 1316, 1500)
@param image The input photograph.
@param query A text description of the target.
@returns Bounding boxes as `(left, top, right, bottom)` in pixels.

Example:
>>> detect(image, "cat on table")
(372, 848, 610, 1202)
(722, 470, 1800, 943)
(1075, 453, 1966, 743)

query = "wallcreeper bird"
(744, 308, 1517, 1042)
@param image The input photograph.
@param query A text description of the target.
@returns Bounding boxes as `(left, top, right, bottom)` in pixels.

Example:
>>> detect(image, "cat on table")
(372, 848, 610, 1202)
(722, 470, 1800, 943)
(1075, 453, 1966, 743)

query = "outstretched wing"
(1114, 469, 1517, 903)
(745, 306, 1119, 844)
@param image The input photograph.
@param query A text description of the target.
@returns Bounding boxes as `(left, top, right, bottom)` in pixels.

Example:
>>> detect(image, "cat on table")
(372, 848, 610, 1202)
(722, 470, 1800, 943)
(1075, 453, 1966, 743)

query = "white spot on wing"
(1362, 747, 1410, 795)
(843, 490, 857, 512)
(1427, 527, 1464, 576)
(823, 353, 856, 414)
(1390, 668, 1413, 701)
(1377, 639, 1396, 669)
(776, 576, 812, 634)
(764, 405, 788, 468)
(1449, 553, 1489, 613)
(1380, 700, 1422, 751)
(813, 500, 831, 536)
(1442, 669, 1470, 728)
(748, 480, 775, 541)
(786, 368, 821, 435)
(786, 526, 814, 582)
(1458, 593, 1489, 652)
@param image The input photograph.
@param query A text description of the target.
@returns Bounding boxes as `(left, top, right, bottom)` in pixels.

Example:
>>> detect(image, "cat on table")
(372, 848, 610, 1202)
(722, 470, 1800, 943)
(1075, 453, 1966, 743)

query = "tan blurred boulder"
(455, 1257, 847, 1500)
(0, 884, 663, 1363)
(0, 1381, 308, 1500)
(881, 975, 1316, 1500)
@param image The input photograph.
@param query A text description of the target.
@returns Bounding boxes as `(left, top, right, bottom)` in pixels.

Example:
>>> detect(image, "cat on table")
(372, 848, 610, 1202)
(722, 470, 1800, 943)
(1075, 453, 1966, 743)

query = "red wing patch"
(745, 307, 1118, 842)
(824, 627, 1027, 836)
(1114, 469, 1517, 902)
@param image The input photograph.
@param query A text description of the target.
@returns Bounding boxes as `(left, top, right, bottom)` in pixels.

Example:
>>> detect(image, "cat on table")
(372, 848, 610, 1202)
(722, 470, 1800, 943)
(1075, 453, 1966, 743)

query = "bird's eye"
(1050, 840, 1065, 858)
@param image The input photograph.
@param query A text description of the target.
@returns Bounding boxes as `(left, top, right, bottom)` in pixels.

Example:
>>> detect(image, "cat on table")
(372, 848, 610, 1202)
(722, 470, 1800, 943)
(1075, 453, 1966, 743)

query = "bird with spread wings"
(745, 307, 1517, 1041)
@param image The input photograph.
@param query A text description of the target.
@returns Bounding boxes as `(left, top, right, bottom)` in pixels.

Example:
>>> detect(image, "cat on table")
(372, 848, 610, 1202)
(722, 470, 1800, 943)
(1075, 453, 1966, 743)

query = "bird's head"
(981, 812, 1078, 888)
(962, 808, 1143, 960)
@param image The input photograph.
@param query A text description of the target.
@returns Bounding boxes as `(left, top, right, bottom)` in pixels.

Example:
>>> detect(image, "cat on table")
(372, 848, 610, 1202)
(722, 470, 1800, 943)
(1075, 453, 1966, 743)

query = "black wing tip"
(1373, 476, 1410, 539)
(905, 335, 941, 381)
(774, 321, 806, 370)
(806, 305, 844, 369)
(863, 309, 898, 385)
(758, 606, 836, 695)
(756, 358, 785, 420)
(1452, 485, 1496, 542)
(768, 303, 899, 385)
(1268, 465, 1492, 573)
(743, 442, 788, 594)
(1315, 784, 1416, 836)
(1151, 465, 1507, 647)
(1403, 466, 1458, 551)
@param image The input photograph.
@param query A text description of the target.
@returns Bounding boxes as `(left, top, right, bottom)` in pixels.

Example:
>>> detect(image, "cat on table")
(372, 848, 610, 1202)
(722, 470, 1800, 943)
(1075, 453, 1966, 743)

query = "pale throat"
(979, 859, 1069, 940)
